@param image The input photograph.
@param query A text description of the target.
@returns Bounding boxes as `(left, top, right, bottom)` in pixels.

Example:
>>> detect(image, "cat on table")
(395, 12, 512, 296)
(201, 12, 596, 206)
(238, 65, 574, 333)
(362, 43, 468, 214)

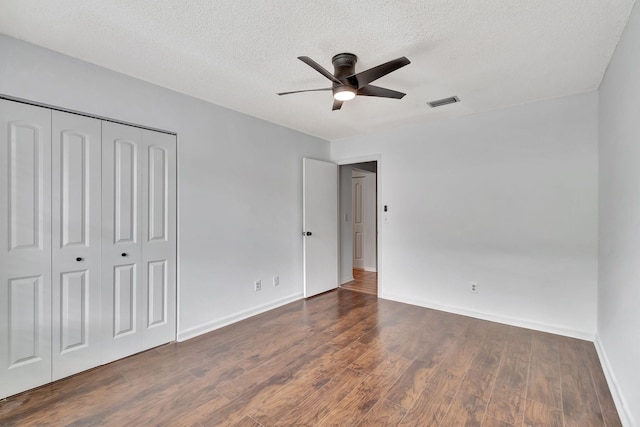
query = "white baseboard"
(364, 267, 377, 272)
(177, 293, 303, 342)
(594, 335, 636, 427)
(379, 292, 594, 341)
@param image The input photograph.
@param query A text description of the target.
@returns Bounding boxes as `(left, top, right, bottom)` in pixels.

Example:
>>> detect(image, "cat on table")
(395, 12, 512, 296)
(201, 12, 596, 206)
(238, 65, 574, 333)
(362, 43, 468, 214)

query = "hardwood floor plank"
(0, 366, 128, 422)
(65, 370, 206, 426)
(215, 340, 331, 400)
(398, 382, 455, 426)
(602, 410, 624, 427)
(438, 324, 484, 379)
(230, 416, 261, 427)
(559, 337, 605, 427)
(385, 357, 442, 410)
(582, 340, 619, 417)
(522, 398, 563, 427)
(317, 353, 412, 426)
(0, 289, 621, 426)
(248, 341, 369, 425)
(326, 311, 380, 348)
(494, 327, 532, 392)
(459, 324, 508, 400)
(440, 391, 488, 427)
(393, 312, 444, 360)
(429, 368, 464, 397)
(356, 398, 407, 426)
(85, 378, 229, 426)
(341, 269, 378, 295)
(272, 368, 367, 426)
(0, 371, 133, 426)
(526, 331, 562, 409)
(198, 329, 363, 425)
(349, 345, 396, 374)
(485, 382, 525, 425)
(482, 415, 514, 427)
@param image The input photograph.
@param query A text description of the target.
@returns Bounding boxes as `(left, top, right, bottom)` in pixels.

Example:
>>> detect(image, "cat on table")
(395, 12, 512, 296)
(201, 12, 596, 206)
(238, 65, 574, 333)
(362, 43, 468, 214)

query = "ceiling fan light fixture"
(333, 86, 356, 101)
(279, 54, 410, 110)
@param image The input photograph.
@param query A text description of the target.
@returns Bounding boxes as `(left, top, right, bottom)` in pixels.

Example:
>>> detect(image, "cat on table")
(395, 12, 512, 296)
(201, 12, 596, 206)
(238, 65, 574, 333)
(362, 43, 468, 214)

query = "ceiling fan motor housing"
(331, 53, 358, 82)
(331, 53, 358, 100)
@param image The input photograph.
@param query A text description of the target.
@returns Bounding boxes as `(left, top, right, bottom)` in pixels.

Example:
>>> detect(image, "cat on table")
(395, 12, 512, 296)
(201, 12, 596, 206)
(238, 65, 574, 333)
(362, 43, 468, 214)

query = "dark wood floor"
(340, 269, 377, 295)
(0, 289, 621, 426)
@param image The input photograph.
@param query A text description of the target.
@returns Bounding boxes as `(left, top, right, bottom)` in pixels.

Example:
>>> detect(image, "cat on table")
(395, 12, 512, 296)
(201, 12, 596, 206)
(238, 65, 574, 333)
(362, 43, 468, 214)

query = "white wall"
(0, 34, 329, 340)
(331, 92, 599, 338)
(598, 1, 640, 425)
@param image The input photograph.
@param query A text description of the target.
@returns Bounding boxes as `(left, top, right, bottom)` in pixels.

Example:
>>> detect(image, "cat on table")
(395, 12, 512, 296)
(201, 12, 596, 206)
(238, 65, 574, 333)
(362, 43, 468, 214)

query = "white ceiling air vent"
(427, 96, 460, 108)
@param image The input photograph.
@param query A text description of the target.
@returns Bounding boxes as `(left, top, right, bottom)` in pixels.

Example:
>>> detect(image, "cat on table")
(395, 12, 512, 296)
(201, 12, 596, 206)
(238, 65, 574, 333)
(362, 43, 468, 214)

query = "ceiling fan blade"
(332, 99, 343, 111)
(357, 85, 406, 99)
(347, 57, 410, 88)
(277, 88, 332, 96)
(298, 56, 343, 84)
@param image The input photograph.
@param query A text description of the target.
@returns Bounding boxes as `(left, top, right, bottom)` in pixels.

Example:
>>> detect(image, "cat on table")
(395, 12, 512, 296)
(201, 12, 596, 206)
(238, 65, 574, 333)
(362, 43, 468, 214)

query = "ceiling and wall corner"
(0, 0, 635, 140)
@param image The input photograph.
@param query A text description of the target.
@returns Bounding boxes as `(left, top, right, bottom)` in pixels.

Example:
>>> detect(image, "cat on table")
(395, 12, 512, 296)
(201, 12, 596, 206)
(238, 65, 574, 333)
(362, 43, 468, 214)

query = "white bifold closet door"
(101, 122, 176, 364)
(51, 111, 102, 380)
(0, 101, 52, 398)
(0, 99, 176, 399)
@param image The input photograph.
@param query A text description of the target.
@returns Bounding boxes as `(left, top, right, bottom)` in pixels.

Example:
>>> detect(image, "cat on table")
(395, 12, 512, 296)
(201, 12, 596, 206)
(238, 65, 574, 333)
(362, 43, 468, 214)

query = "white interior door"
(303, 158, 338, 297)
(101, 122, 144, 363)
(140, 129, 176, 351)
(352, 174, 365, 269)
(0, 100, 52, 398)
(51, 111, 102, 380)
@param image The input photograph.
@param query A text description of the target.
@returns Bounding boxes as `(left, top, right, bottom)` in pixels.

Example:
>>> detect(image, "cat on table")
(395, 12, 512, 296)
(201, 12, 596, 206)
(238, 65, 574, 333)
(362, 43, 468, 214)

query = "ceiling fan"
(278, 53, 410, 111)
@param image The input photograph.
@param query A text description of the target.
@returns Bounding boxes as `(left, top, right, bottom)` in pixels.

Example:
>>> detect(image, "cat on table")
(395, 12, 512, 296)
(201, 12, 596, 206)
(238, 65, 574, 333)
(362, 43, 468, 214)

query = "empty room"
(0, 1, 638, 426)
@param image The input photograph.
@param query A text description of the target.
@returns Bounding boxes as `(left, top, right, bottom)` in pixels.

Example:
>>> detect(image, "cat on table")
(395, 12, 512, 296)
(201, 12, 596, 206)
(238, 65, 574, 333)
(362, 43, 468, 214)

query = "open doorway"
(339, 161, 378, 295)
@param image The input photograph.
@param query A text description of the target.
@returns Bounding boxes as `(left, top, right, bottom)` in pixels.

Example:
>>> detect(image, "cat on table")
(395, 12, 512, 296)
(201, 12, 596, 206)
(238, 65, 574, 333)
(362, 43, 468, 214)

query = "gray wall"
(0, 34, 330, 340)
(598, 1, 640, 425)
(332, 92, 599, 339)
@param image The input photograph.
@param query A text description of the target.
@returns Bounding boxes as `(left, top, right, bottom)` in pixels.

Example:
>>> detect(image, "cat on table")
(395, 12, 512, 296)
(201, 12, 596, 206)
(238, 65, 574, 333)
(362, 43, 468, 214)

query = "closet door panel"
(101, 122, 144, 364)
(141, 130, 176, 350)
(51, 111, 102, 380)
(0, 100, 52, 399)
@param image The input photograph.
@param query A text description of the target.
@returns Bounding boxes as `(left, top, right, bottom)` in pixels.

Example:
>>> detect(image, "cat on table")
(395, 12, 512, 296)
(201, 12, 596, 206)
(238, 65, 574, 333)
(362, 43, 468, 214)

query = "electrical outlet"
(255, 280, 262, 291)
(273, 275, 279, 286)
(470, 282, 478, 293)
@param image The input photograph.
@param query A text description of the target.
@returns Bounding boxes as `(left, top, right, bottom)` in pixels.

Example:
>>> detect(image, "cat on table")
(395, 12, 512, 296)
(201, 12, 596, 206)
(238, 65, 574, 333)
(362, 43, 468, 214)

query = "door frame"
(336, 154, 382, 296)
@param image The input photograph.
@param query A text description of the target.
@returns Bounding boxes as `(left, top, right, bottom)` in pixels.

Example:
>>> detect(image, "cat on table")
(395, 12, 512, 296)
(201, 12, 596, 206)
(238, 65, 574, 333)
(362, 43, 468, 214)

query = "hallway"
(341, 269, 377, 295)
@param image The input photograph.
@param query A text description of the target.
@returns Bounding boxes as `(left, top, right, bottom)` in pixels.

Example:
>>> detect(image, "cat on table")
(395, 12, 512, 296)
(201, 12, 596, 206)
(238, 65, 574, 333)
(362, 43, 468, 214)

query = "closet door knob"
(76, 257, 83, 262)
(121, 253, 128, 257)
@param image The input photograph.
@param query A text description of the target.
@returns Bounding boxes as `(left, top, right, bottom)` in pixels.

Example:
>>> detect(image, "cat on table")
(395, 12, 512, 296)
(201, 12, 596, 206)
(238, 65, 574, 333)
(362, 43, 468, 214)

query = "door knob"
(76, 257, 83, 262)
(121, 253, 128, 257)
(303, 231, 312, 236)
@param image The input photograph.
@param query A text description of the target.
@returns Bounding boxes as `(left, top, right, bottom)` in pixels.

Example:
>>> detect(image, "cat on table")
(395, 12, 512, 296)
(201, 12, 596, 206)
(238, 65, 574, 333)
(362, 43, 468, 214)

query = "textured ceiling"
(0, 0, 636, 140)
